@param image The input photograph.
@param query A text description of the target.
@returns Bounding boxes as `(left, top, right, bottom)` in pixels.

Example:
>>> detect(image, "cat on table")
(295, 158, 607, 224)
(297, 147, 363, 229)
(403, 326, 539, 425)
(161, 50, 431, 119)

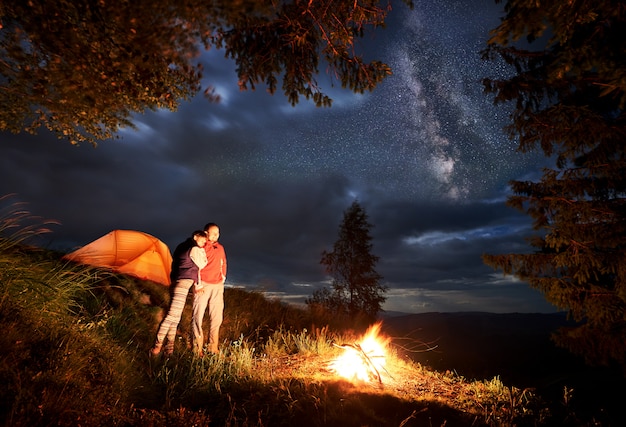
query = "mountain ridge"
(380, 311, 624, 417)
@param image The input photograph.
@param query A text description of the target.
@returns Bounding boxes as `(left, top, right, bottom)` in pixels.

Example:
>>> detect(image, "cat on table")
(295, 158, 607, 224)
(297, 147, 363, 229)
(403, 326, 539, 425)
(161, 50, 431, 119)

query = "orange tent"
(64, 230, 173, 286)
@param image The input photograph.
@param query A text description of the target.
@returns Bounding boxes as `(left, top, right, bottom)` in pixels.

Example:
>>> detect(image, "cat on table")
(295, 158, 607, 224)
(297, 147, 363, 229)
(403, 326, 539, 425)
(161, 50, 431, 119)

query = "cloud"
(0, 1, 558, 314)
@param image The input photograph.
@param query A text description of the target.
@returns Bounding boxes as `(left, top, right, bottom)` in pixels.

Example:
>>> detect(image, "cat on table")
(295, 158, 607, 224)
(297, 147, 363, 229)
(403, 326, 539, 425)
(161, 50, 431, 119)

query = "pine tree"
(482, 1, 626, 369)
(307, 201, 386, 321)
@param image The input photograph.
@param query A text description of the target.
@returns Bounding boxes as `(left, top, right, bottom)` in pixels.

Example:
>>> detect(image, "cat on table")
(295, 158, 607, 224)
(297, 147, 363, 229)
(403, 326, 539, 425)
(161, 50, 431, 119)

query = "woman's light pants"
(154, 278, 194, 354)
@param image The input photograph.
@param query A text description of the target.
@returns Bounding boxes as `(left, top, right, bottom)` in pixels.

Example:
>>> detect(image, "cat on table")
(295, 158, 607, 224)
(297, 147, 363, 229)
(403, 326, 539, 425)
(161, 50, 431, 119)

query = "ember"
(328, 322, 390, 384)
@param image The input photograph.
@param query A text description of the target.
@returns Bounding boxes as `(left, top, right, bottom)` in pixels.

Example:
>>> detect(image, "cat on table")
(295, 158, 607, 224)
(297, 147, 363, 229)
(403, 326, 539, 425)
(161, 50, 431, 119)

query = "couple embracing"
(151, 222, 227, 357)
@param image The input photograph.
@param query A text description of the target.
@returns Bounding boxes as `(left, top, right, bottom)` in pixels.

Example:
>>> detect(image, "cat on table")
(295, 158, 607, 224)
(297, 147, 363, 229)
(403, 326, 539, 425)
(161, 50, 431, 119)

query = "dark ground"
(382, 312, 625, 424)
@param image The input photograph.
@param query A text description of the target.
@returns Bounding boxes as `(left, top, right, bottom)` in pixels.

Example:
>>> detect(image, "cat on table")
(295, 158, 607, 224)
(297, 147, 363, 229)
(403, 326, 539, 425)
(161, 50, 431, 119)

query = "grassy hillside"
(383, 312, 626, 424)
(1, 231, 624, 425)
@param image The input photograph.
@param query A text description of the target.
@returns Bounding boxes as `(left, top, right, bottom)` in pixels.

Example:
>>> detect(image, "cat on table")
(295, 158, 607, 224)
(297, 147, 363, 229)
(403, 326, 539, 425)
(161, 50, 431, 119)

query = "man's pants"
(191, 283, 224, 354)
(154, 278, 194, 353)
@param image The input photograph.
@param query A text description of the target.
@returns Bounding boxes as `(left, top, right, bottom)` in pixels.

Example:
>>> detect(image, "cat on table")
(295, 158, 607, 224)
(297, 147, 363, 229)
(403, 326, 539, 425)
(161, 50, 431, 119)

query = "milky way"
(225, 0, 535, 206)
(0, 0, 558, 314)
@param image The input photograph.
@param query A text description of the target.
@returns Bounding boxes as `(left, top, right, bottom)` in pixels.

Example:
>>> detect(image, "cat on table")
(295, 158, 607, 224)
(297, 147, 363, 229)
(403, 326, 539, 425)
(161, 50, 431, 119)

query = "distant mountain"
(380, 312, 624, 413)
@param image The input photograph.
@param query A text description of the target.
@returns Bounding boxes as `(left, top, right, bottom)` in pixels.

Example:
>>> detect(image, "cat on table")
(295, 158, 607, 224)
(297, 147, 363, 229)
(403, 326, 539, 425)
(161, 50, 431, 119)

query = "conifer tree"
(482, 1, 626, 369)
(307, 201, 386, 321)
(0, 0, 412, 145)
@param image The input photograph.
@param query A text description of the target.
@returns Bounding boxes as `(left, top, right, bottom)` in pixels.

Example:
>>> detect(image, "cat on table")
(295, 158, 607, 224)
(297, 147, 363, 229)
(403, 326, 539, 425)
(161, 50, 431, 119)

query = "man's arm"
(220, 247, 227, 284)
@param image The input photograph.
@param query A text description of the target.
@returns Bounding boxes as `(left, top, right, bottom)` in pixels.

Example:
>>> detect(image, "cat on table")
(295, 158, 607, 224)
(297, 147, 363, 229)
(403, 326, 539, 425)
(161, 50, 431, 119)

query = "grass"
(0, 201, 621, 426)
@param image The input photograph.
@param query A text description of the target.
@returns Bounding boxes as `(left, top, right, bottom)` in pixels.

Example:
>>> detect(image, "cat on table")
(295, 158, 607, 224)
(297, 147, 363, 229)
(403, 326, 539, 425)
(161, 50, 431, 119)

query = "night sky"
(0, 0, 558, 314)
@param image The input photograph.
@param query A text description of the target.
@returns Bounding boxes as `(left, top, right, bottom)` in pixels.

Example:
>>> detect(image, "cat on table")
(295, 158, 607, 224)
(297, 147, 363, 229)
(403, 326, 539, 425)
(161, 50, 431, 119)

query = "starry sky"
(0, 0, 558, 314)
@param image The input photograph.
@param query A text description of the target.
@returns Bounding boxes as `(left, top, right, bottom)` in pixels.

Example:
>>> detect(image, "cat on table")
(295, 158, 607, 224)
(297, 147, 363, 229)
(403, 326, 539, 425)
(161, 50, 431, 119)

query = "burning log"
(332, 342, 384, 384)
(327, 322, 392, 384)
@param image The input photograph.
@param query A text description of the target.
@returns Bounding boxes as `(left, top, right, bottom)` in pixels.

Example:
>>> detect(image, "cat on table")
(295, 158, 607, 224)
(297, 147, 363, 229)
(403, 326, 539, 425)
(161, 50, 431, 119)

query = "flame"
(328, 322, 390, 383)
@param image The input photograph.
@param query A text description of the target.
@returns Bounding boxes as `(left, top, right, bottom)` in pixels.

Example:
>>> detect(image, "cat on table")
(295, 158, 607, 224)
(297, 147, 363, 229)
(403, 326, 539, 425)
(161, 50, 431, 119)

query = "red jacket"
(200, 242, 227, 284)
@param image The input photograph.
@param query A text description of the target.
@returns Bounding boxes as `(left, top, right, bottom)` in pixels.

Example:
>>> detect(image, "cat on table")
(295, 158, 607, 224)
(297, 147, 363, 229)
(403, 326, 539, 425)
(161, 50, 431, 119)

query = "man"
(151, 230, 207, 356)
(191, 222, 227, 355)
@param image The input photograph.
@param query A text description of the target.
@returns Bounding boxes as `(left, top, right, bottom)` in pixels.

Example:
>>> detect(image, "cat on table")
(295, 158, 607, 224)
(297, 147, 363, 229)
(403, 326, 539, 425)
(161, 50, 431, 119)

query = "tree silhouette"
(308, 201, 385, 321)
(0, 0, 412, 145)
(482, 1, 626, 370)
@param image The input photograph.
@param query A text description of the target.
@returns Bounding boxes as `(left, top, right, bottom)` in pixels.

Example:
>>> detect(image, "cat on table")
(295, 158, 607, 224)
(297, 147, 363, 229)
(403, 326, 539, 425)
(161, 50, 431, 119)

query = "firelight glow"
(328, 322, 391, 383)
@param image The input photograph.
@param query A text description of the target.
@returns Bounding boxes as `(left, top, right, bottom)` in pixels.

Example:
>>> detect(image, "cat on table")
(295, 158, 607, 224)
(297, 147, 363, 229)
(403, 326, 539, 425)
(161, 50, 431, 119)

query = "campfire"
(328, 322, 391, 384)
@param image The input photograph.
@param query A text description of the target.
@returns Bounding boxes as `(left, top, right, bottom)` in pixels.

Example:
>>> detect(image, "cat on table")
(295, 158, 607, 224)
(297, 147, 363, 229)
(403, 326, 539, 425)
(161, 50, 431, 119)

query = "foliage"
(0, 205, 622, 425)
(308, 200, 386, 321)
(0, 0, 412, 145)
(482, 1, 626, 370)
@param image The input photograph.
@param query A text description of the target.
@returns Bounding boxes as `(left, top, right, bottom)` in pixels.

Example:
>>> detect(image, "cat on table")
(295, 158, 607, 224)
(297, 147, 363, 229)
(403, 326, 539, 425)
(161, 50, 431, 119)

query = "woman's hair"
(192, 230, 207, 238)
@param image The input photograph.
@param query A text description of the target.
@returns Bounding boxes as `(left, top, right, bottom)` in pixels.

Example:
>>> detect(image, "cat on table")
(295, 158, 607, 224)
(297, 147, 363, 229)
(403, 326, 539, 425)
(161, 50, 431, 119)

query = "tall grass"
(0, 198, 152, 425)
(0, 197, 615, 426)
